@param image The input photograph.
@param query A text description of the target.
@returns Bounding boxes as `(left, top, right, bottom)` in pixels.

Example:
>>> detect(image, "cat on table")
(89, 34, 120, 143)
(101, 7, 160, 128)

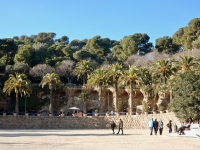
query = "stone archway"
(113, 89, 128, 114)
(102, 90, 113, 112)
(123, 89, 145, 114)
(87, 90, 99, 111)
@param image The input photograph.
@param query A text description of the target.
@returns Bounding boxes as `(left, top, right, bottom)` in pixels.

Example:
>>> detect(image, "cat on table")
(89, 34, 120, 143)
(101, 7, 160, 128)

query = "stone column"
(125, 88, 136, 115)
(140, 89, 154, 109)
(157, 91, 170, 107)
(108, 87, 117, 112)
(94, 87, 102, 113)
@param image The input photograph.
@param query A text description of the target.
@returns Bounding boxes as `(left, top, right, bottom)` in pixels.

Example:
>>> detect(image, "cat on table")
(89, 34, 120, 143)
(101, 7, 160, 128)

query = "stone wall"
(0, 112, 181, 129)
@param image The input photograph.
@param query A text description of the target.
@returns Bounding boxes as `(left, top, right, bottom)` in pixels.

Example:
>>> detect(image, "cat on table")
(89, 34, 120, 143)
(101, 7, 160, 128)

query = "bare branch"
(55, 60, 75, 83)
(29, 64, 55, 79)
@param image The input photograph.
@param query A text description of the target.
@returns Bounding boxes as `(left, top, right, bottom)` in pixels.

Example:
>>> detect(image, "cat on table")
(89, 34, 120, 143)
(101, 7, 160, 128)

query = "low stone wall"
(0, 112, 181, 129)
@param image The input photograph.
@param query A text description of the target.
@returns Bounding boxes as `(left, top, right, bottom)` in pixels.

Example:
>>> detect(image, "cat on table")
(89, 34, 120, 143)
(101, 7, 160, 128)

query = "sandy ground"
(0, 129, 199, 150)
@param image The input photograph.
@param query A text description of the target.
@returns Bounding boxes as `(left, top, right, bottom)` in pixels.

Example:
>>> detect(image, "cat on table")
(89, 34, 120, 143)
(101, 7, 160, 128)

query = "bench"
(185, 124, 191, 130)
(184, 124, 200, 137)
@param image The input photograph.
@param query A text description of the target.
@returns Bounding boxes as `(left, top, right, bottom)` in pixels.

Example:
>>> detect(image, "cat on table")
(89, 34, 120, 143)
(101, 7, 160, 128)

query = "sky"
(0, 0, 200, 45)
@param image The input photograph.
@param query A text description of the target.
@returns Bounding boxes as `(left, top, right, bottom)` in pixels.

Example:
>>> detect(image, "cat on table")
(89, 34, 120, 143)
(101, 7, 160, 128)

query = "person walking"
(117, 119, 123, 135)
(153, 118, 159, 135)
(148, 118, 154, 135)
(111, 121, 116, 134)
(167, 120, 172, 133)
(158, 120, 164, 135)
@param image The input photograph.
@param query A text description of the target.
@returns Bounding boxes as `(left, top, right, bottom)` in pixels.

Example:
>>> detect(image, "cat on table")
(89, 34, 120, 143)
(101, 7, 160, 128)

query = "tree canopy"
(172, 18, 200, 50)
(170, 71, 200, 120)
(0, 18, 200, 118)
(112, 33, 153, 61)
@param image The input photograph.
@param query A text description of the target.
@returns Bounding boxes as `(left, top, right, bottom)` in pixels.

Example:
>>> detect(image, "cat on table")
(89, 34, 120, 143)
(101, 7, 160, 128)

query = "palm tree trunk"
(84, 102, 87, 114)
(83, 74, 86, 85)
(114, 80, 118, 112)
(170, 89, 173, 101)
(130, 82, 133, 115)
(83, 77, 85, 85)
(99, 86, 102, 113)
(50, 87, 53, 115)
(164, 71, 166, 84)
(15, 91, 19, 114)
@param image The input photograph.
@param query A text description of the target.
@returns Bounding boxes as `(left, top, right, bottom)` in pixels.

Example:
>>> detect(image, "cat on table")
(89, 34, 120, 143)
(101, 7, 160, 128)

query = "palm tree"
(151, 59, 177, 108)
(137, 67, 152, 90)
(40, 73, 62, 115)
(120, 66, 138, 115)
(176, 56, 197, 72)
(3, 73, 32, 114)
(78, 90, 90, 114)
(73, 60, 93, 84)
(87, 68, 108, 113)
(107, 63, 123, 112)
(152, 59, 175, 84)
(136, 67, 153, 106)
(167, 74, 179, 101)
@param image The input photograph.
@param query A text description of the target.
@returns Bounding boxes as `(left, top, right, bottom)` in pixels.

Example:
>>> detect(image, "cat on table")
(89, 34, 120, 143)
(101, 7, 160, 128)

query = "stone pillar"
(125, 89, 136, 115)
(157, 91, 170, 107)
(108, 88, 117, 112)
(94, 87, 101, 112)
(140, 89, 154, 109)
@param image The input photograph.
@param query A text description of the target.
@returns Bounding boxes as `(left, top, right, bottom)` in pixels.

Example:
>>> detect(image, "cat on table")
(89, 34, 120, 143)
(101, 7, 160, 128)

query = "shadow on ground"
(0, 133, 142, 137)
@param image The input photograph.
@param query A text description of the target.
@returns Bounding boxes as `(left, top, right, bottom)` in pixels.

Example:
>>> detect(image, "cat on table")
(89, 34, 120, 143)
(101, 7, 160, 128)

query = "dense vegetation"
(169, 71, 200, 121)
(0, 18, 200, 120)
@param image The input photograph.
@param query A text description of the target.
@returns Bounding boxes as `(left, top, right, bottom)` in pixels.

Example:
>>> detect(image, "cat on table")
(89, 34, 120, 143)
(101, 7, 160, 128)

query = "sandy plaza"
(0, 129, 199, 150)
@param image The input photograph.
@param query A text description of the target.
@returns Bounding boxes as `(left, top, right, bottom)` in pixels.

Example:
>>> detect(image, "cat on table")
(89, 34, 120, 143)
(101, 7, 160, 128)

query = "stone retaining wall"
(0, 112, 181, 129)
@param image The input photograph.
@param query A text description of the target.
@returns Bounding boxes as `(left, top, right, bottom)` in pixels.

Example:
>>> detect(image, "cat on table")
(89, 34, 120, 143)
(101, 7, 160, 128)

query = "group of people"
(148, 118, 167, 135)
(111, 118, 169, 135)
(111, 119, 123, 135)
(111, 118, 198, 136)
(29, 110, 36, 116)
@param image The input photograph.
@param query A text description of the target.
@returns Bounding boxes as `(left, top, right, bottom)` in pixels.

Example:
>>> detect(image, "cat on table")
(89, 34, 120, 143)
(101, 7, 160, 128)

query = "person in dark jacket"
(167, 120, 172, 133)
(111, 121, 116, 134)
(153, 118, 159, 135)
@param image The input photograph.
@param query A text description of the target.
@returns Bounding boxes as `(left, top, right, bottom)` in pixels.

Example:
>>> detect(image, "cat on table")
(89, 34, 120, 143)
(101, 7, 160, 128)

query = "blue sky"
(0, 0, 200, 45)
